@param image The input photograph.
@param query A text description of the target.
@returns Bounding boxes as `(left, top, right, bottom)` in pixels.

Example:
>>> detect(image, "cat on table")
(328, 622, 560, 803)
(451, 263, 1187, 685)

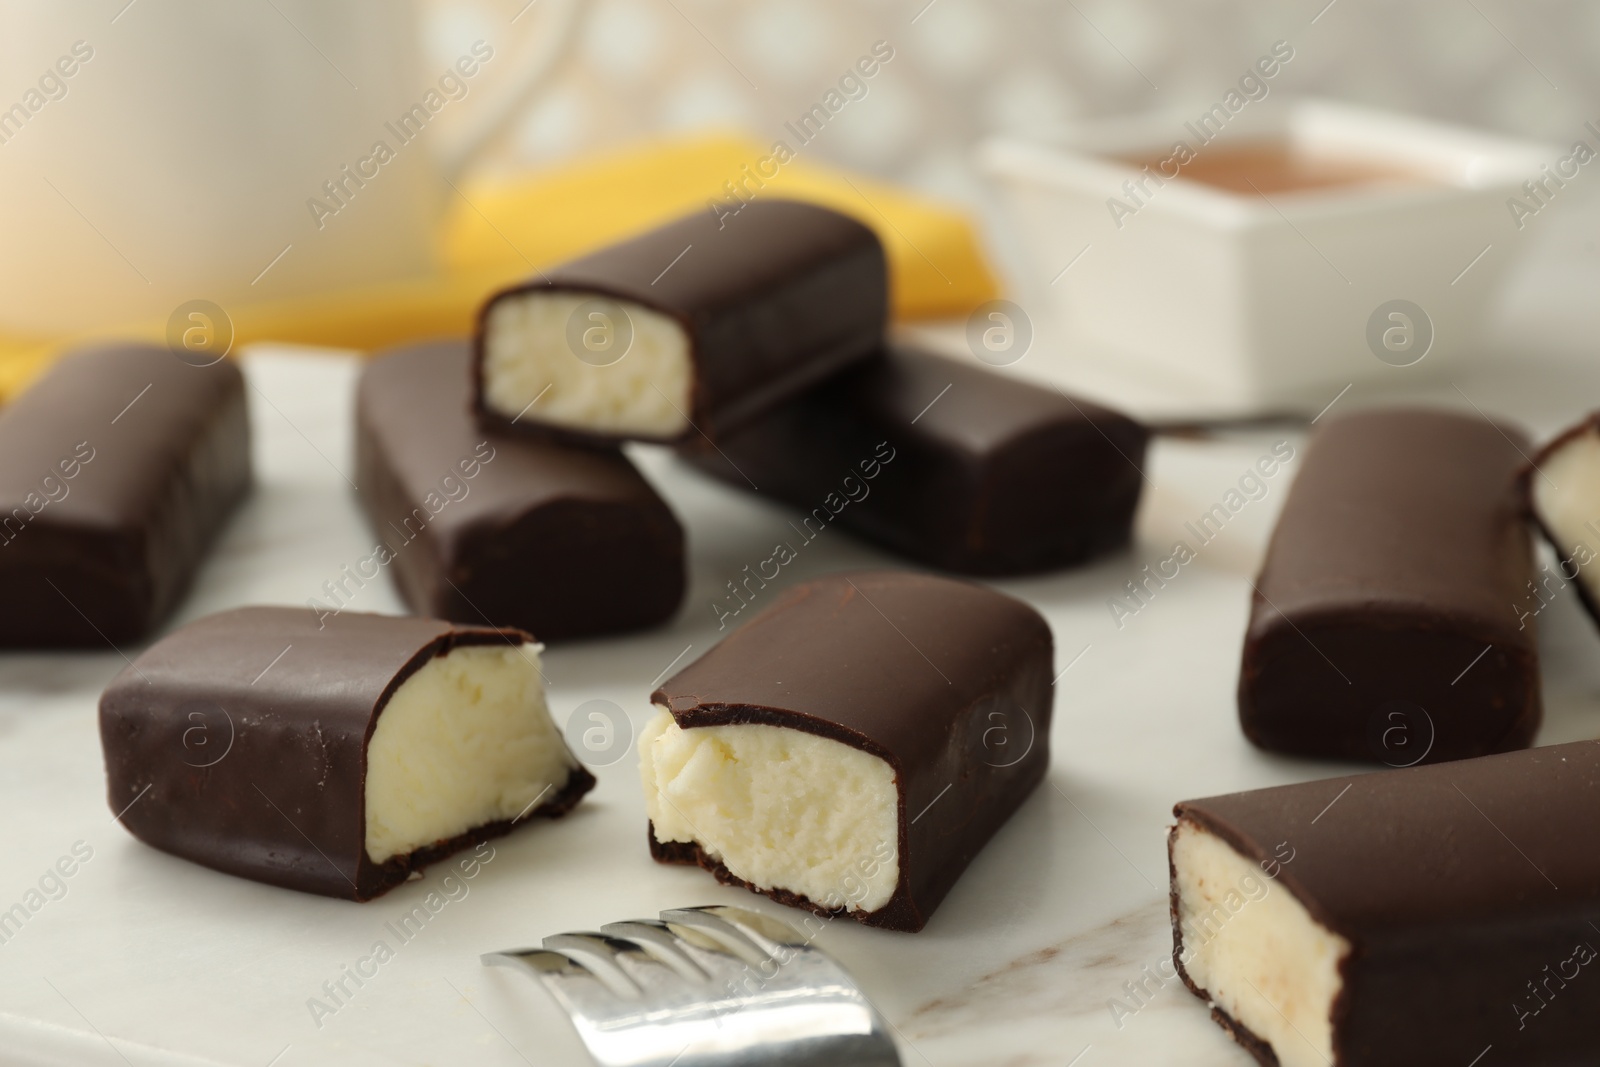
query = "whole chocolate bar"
(355, 340, 684, 641)
(100, 607, 593, 901)
(0, 342, 250, 646)
(1170, 741, 1600, 1067)
(1239, 408, 1538, 764)
(1523, 411, 1600, 629)
(640, 570, 1053, 932)
(474, 199, 886, 445)
(681, 344, 1148, 575)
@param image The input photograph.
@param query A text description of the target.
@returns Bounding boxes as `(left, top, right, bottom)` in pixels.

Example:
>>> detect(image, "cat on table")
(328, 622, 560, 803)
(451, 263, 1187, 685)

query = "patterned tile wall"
(424, 0, 1597, 210)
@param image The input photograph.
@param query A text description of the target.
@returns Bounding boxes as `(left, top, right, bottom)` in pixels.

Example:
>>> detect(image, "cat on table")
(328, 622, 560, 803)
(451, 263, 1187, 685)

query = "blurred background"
(437, 0, 1599, 259)
(1, 0, 1594, 404)
(443, 0, 1591, 194)
(442, 0, 1600, 422)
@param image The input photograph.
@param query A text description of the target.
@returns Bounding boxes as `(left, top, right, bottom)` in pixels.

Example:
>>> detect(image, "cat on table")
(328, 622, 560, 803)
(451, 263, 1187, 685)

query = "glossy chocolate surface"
(356, 340, 684, 641)
(0, 342, 250, 646)
(682, 345, 1147, 575)
(1239, 408, 1538, 764)
(475, 198, 887, 445)
(1173, 741, 1600, 1065)
(651, 570, 1054, 931)
(100, 606, 593, 902)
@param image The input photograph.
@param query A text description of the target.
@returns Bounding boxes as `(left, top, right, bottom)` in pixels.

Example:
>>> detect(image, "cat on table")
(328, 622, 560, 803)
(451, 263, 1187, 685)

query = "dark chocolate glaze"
(355, 340, 684, 641)
(681, 345, 1148, 575)
(1239, 408, 1539, 764)
(474, 199, 887, 445)
(99, 606, 594, 902)
(0, 343, 250, 646)
(1523, 412, 1600, 631)
(1171, 741, 1600, 1066)
(647, 834, 888, 926)
(650, 570, 1054, 932)
(1206, 1003, 1280, 1067)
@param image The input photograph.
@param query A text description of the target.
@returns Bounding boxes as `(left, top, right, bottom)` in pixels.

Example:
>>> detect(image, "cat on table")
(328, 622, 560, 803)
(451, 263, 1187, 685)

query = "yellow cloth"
(0, 133, 997, 400)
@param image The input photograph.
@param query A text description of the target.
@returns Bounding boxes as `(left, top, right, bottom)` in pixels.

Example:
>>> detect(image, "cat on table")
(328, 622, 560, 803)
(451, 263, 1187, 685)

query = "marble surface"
(3, 258, 1600, 1067)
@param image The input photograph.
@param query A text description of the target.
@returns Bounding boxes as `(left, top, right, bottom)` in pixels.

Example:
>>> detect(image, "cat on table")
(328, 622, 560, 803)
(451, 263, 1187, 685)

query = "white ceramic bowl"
(981, 100, 1557, 412)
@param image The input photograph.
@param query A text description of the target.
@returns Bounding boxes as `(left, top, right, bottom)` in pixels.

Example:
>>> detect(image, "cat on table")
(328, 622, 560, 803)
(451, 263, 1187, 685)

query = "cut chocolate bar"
(355, 340, 684, 641)
(1171, 741, 1600, 1067)
(100, 606, 593, 901)
(474, 199, 887, 445)
(0, 342, 250, 646)
(640, 570, 1053, 932)
(1524, 411, 1600, 628)
(681, 344, 1148, 575)
(1239, 408, 1539, 764)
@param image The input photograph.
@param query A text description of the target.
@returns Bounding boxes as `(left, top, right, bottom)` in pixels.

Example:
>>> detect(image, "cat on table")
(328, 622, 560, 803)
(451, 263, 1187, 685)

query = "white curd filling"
(365, 642, 575, 863)
(638, 707, 900, 913)
(1172, 819, 1350, 1067)
(482, 290, 693, 438)
(1532, 428, 1600, 607)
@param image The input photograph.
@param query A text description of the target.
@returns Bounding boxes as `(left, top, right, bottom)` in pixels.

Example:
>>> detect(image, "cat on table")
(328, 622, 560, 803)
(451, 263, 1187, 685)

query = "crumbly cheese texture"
(638, 707, 900, 913)
(1533, 428, 1600, 605)
(365, 643, 576, 864)
(482, 290, 693, 438)
(1172, 820, 1350, 1067)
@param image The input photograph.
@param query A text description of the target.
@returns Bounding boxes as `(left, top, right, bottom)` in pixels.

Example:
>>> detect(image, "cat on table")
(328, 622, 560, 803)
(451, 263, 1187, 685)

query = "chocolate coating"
(475, 199, 888, 445)
(682, 345, 1148, 575)
(0, 342, 250, 646)
(1239, 408, 1539, 764)
(356, 340, 685, 641)
(1173, 741, 1600, 1066)
(100, 607, 593, 901)
(650, 570, 1054, 931)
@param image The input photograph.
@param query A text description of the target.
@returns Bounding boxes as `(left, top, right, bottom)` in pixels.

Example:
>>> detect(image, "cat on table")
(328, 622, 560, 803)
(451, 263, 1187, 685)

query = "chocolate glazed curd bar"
(1524, 411, 1600, 628)
(639, 570, 1053, 932)
(0, 342, 250, 646)
(100, 607, 593, 901)
(474, 199, 887, 446)
(355, 340, 685, 640)
(1170, 741, 1600, 1067)
(681, 344, 1148, 575)
(1239, 408, 1539, 764)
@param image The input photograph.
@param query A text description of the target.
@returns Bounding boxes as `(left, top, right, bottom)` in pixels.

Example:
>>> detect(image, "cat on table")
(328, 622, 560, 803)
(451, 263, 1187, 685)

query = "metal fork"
(482, 904, 903, 1067)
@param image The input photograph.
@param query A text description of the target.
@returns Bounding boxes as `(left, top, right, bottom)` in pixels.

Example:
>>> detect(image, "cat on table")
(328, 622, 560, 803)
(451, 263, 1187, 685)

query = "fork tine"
(541, 933, 647, 1000)
(480, 947, 585, 976)
(692, 906, 812, 952)
(599, 919, 711, 983)
(659, 907, 780, 969)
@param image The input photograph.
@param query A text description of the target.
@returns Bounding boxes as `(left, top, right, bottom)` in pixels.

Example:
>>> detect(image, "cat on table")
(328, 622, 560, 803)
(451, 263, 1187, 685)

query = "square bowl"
(980, 99, 1557, 413)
